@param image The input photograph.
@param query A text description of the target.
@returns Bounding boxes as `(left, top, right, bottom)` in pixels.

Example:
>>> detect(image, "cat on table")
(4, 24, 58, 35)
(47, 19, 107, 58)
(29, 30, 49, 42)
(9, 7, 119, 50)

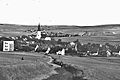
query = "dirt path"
(50, 55, 120, 80)
(47, 56, 61, 68)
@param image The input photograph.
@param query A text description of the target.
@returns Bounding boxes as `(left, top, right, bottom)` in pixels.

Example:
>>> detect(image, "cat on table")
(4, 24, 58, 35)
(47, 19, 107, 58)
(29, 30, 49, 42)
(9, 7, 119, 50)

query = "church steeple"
(36, 23, 42, 39)
(38, 23, 41, 31)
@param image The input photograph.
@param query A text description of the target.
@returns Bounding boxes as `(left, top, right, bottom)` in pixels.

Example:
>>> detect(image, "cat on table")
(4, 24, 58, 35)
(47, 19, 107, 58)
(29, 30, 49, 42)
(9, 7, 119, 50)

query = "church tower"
(36, 23, 42, 39)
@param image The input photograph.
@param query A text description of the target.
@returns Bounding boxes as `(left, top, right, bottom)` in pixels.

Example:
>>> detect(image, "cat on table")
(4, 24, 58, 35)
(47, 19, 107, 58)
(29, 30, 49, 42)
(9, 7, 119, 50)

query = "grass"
(0, 62, 51, 80)
(54, 36, 120, 45)
(49, 54, 120, 80)
(0, 52, 53, 80)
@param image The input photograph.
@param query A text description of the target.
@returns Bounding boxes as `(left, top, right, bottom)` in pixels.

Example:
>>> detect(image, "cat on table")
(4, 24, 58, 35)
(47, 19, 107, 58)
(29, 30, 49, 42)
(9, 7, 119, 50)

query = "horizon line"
(1, 23, 120, 27)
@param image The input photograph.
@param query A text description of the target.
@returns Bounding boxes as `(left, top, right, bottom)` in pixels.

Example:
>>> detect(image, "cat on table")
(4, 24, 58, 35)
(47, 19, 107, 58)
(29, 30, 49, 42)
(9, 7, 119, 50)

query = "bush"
(0, 41, 3, 51)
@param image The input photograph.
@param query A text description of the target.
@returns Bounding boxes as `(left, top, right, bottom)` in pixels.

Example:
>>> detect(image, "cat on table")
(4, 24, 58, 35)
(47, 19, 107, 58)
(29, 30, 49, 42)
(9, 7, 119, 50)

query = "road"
(50, 54, 120, 80)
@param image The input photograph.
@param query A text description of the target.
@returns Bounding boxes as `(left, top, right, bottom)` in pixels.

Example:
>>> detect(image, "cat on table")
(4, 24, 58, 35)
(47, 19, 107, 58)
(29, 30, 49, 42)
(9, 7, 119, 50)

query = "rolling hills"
(1, 23, 120, 44)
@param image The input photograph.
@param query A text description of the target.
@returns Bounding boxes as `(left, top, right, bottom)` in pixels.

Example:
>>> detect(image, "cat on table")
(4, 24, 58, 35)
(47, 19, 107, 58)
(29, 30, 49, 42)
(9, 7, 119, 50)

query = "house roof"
(0, 37, 13, 41)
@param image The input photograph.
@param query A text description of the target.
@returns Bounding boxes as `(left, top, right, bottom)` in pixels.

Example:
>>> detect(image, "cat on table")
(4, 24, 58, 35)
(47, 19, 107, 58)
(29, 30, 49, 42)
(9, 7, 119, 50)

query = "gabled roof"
(0, 37, 13, 41)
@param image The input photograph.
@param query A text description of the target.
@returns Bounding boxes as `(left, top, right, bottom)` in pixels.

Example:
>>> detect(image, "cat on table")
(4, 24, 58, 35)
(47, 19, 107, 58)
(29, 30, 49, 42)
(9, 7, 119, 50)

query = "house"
(44, 37, 51, 41)
(70, 42, 75, 46)
(56, 48, 65, 55)
(0, 37, 14, 51)
(3, 41, 14, 51)
(45, 47, 51, 54)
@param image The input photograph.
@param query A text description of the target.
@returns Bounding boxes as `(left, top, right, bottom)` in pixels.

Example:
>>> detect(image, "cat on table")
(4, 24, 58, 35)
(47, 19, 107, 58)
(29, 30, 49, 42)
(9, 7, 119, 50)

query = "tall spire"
(36, 23, 42, 39)
(38, 23, 41, 31)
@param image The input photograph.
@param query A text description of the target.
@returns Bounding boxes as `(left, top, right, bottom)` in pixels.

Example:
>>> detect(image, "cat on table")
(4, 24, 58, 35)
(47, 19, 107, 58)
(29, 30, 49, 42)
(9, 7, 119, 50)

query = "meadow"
(0, 52, 55, 80)
(50, 54, 120, 80)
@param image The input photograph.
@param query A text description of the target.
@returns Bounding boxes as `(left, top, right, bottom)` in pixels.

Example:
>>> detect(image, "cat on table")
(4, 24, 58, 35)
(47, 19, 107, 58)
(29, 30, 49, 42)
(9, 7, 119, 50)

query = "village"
(0, 24, 120, 57)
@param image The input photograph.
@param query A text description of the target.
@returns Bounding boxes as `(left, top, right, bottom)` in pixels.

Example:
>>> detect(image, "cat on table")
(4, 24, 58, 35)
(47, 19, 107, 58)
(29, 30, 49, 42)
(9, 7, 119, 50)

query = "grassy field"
(0, 52, 56, 80)
(50, 54, 120, 80)
(0, 24, 37, 37)
(54, 36, 120, 45)
(0, 52, 120, 80)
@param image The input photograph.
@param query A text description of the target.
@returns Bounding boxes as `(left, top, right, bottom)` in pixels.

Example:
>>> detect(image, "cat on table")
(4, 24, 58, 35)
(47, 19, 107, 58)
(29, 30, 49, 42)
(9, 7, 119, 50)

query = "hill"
(0, 52, 56, 80)
(1, 23, 120, 30)
(50, 54, 120, 80)
(1, 23, 120, 44)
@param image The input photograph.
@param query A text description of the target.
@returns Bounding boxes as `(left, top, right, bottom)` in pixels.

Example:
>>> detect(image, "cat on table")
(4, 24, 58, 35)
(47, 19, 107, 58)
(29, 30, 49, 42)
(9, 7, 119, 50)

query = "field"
(51, 27, 120, 44)
(0, 24, 37, 37)
(0, 52, 56, 80)
(50, 54, 120, 80)
(0, 52, 120, 80)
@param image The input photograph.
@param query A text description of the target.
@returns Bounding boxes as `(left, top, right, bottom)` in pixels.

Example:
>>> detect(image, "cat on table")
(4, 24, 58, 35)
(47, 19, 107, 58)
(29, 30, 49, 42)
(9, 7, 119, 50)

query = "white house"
(70, 42, 75, 46)
(56, 48, 65, 55)
(113, 51, 120, 56)
(45, 47, 51, 54)
(35, 45, 39, 51)
(3, 41, 14, 51)
(106, 50, 111, 57)
(44, 37, 51, 41)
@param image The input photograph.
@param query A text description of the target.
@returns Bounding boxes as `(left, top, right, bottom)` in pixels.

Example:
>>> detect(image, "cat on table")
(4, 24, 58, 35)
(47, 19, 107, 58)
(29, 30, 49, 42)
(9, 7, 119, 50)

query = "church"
(36, 23, 42, 39)
(36, 23, 51, 41)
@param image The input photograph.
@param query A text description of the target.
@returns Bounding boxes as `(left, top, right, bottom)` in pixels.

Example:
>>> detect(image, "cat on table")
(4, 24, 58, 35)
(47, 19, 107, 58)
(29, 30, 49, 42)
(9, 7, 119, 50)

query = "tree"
(58, 39, 62, 42)
(0, 41, 3, 51)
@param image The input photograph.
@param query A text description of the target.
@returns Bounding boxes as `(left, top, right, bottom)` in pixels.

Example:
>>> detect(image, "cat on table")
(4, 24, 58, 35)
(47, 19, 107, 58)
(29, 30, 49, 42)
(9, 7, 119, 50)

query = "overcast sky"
(0, 0, 120, 26)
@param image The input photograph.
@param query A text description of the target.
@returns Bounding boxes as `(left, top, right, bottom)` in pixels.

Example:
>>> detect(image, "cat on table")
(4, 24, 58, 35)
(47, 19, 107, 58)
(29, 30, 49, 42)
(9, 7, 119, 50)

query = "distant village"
(0, 24, 120, 57)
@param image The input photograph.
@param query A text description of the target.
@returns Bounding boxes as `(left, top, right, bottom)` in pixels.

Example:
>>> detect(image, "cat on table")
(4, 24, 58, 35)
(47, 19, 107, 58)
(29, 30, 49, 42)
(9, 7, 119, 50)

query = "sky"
(0, 0, 120, 26)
